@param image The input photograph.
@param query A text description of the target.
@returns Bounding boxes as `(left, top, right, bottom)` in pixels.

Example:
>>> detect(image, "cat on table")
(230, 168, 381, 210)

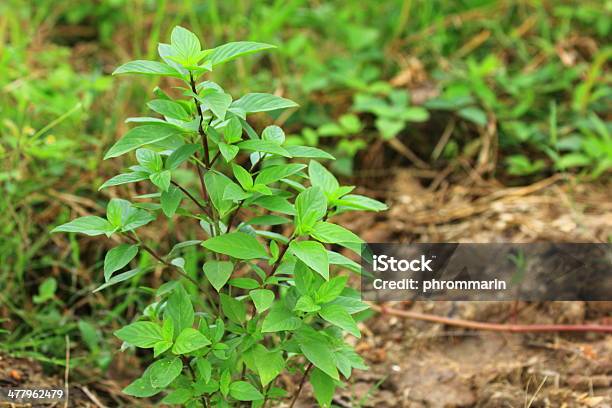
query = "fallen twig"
(369, 304, 612, 333)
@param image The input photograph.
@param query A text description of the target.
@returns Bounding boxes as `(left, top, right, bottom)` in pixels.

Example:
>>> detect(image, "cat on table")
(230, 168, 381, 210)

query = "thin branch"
(170, 180, 210, 217)
(369, 304, 612, 333)
(124, 233, 206, 292)
(289, 363, 312, 408)
(189, 73, 210, 167)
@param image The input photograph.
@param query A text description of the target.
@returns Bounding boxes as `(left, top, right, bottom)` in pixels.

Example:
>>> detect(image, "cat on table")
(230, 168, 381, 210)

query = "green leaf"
(104, 244, 139, 281)
(223, 182, 250, 201)
(261, 303, 302, 332)
(330, 296, 369, 314)
(295, 327, 339, 380)
(153, 340, 173, 358)
(208, 41, 276, 66)
(166, 144, 199, 170)
(218, 142, 239, 162)
(223, 116, 243, 143)
(33, 277, 57, 304)
(237, 140, 292, 157)
(204, 171, 234, 217)
(149, 357, 183, 388)
(245, 215, 290, 226)
(294, 295, 320, 313)
(51, 216, 113, 237)
(165, 284, 194, 335)
(203, 261, 233, 292)
(200, 91, 232, 120)
(93, 268, 143, 293)
(170, 26, 202, 65)
(106, 199, 155, 231)
(402, 106, 429, 122)
(335, 194, 387, 212)
(115, 322, 163, 348)
(220, 293, 246, 324)
(172, 328, 211, 354)
(319, 304, 360, 338)
(113, 60, 181, 77)
(250, 344, 284, 387)
(458, 107, 487, 126)
(232, 93, 298, 114)
(229, 278, 259, 289)
(106, 198, 129, 227)
(161, 388, 193, 405)
(284, 145, 335, 159)
(220, 370, 231, 396)
(149, 170, 172, 192)
(255, 164, 305, 185)
(254, 196, 295, 215)
(195, 357, 212, 383)
(262, 125, 285, 144)
(249, 289, 274, 313)
(147, 99, 191, 121)
(289, 241, 329, 280)
(310, 368, 335, 408)
(311, 222, 363, 245)
(308, 161, 339, 195)
(294, 187, 327, 234)
(229, 381, 264, 401)
(316, 276, 348, 304)
(161, 185, 183, 217)
(232, 164, 253, 190)
(99, 172, 149, 190)
(104, 124, 184, 159)
(123, 368, 161, 397)
(202, 232, 267, 259)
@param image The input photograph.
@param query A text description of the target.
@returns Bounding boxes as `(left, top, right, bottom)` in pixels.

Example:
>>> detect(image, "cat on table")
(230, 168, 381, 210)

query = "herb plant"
(52, 26, 386, 407)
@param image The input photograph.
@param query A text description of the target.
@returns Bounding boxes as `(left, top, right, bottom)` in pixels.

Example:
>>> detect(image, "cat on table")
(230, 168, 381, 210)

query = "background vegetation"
(1, 0, 609, 403)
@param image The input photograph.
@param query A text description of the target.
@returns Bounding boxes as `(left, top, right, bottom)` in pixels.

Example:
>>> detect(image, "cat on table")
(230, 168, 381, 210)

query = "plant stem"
(289, 363, 312, 408)
(189, 73, 210, 167)
(170, 180, 211, 217)
(124, 233, 206, 292)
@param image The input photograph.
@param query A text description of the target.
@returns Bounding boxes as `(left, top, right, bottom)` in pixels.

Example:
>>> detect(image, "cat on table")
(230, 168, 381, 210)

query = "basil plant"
(53, 26, 386, 407)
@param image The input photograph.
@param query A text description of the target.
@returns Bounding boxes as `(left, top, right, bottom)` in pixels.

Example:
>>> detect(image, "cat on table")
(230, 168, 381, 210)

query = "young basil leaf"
(310, 368, 336, 408)
(160, 185, 183, 217)
(172, 328, 211, 354)
(249, 289, 274, 313)
(202, 232, 267, 259)
(261, 303, 301, 333)
(203, 261, 233, 292)
(104, 124, 184, 159)
(208, 42, 276, 66)
(149, 357, 183, 388)
(308, 160, 339, 195)
(114, 322, 164, 348)
(51, 216, 114, 237)
(104, 244, 139, 281)
(219, 293, 246, 324)
(318, 304, 360, 338)
(289, 240, 329, 280)
(165, 284, 194, 336)
(113, 60, 182, 78)
(229, 381, 264, 401)
(294, 187, 327, 234)
(232, 93, 298, 114)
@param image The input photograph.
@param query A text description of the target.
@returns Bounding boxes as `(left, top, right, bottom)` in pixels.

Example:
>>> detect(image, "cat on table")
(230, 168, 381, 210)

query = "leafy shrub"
(53, 26, 386, 407)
